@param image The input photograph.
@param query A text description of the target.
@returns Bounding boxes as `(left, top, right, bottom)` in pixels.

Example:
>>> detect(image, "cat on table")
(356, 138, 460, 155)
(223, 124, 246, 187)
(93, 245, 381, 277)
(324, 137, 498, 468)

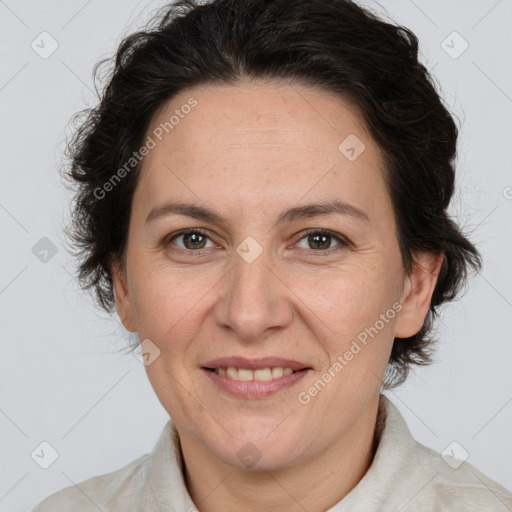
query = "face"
(112, 79, 440, 471)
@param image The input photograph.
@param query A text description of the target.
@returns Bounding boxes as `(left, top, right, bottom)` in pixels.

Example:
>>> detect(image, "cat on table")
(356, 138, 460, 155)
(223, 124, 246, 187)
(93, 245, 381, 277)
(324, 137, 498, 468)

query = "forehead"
(150, 79, 372, 152)
(133, 79, 391, 226)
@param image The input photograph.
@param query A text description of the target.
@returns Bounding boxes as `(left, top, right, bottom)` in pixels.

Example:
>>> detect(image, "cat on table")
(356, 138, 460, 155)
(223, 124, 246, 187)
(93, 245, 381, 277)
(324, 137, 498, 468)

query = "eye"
(295, 229, 349, 253)
(167, 229, 216, 251)
(164, 228, 349, 255)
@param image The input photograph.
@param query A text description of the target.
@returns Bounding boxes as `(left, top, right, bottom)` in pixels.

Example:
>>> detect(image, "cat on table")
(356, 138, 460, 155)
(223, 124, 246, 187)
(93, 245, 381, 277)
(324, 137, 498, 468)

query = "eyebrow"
(145, 199, 369, 227)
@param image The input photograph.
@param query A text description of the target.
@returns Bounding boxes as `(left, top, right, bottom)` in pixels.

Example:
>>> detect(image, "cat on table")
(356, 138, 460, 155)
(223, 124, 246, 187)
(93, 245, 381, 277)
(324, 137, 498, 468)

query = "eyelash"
(165, 228, 349, 256)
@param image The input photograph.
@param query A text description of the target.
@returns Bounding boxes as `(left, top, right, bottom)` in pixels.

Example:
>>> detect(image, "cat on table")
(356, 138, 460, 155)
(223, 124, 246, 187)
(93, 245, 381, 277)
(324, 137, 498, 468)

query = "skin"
(111, 79, 443, 512)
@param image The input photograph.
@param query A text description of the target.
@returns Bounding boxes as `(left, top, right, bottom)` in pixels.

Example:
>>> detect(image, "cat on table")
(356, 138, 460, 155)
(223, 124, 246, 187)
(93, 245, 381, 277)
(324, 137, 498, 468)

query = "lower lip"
(202, 368, 310, 399)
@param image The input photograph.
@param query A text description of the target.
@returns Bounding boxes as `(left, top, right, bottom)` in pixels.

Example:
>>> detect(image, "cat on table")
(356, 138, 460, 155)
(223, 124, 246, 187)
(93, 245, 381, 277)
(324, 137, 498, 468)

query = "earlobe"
(111, 258, 137, 333)
(394, 252, 444, 339)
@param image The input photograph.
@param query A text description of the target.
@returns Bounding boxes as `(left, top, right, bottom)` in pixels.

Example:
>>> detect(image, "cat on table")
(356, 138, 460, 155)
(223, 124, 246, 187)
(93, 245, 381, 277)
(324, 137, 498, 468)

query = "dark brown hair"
(62, 0, 482, 388)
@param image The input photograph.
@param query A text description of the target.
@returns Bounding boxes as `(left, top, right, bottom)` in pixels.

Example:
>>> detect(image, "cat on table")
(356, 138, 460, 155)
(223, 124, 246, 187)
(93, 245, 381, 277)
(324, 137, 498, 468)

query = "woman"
(33, 0, 512, 510)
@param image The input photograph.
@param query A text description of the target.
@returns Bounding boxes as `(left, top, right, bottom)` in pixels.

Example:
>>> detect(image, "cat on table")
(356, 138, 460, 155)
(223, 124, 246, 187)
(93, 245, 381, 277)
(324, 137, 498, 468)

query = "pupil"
(186, 233, 206, 249)
(310, 234, 330, 250)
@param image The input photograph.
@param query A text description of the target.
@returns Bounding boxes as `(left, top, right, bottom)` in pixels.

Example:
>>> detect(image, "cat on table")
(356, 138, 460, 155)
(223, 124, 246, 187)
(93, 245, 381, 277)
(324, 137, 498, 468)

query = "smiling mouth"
(203, 366, 305, 381)
(201, 359, 312, 398)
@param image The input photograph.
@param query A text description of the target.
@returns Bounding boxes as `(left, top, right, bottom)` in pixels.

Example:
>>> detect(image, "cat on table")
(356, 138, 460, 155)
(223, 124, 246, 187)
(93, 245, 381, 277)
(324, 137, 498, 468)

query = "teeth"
(214, 367, 298, 381)
(271, 367, 284, 379)
(254, 368, 273, 381)
(226, 367, 238, 380)
(237, 368, 253, 381)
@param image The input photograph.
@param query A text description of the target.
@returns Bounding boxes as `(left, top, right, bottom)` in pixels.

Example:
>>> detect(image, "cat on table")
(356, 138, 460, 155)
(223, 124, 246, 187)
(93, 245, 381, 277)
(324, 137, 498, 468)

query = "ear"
(394, 251, 444, 338)
(111, 256, 137, 333)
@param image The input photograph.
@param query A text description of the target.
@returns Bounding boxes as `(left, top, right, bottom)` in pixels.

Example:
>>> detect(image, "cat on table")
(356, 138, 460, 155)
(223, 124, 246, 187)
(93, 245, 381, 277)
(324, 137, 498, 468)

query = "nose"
(213, 242, 294, 342)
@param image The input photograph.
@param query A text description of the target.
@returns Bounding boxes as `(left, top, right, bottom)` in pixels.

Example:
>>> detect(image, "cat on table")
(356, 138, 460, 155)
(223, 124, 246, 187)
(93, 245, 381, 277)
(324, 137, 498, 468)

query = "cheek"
(295, 263, 401, 363)
(302, 263, 396, 322)
(128, 246, 402, 362)
(129, 265, 206, 352)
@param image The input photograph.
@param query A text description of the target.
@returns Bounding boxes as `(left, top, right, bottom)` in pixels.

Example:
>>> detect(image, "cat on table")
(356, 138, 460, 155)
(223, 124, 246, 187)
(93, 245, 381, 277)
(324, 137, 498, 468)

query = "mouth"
(201, 357, 312, 398)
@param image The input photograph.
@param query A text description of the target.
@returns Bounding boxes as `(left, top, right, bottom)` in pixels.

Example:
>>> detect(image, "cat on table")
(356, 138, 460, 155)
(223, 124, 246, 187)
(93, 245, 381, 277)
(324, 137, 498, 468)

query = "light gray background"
(0, 1, 511, 510)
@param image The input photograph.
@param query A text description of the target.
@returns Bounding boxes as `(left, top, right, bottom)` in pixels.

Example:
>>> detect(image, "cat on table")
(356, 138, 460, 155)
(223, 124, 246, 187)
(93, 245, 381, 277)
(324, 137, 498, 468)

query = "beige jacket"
(33, 394, 512, 511)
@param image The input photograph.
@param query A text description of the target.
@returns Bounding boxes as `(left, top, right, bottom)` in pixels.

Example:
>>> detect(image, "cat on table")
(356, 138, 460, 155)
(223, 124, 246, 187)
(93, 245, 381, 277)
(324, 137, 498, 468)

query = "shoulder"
(379, 396, 512, 511)
(32, 453, 150, 512)
(411, 441, 512, 511)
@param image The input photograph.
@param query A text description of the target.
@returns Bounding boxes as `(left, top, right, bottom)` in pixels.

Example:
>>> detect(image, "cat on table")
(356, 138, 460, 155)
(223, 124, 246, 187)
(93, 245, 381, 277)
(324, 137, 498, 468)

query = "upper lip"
(202, 357, 311, 371)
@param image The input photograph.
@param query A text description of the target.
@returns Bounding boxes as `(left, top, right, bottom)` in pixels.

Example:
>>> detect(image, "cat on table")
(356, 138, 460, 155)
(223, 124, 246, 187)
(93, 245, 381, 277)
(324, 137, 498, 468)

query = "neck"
(176, 395, 384, 512)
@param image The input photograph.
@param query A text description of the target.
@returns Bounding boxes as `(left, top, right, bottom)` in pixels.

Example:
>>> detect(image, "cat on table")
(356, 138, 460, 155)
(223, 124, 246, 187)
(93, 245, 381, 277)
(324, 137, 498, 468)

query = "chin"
(205, 424, 306, 470)
(223, 444, 304, 472)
